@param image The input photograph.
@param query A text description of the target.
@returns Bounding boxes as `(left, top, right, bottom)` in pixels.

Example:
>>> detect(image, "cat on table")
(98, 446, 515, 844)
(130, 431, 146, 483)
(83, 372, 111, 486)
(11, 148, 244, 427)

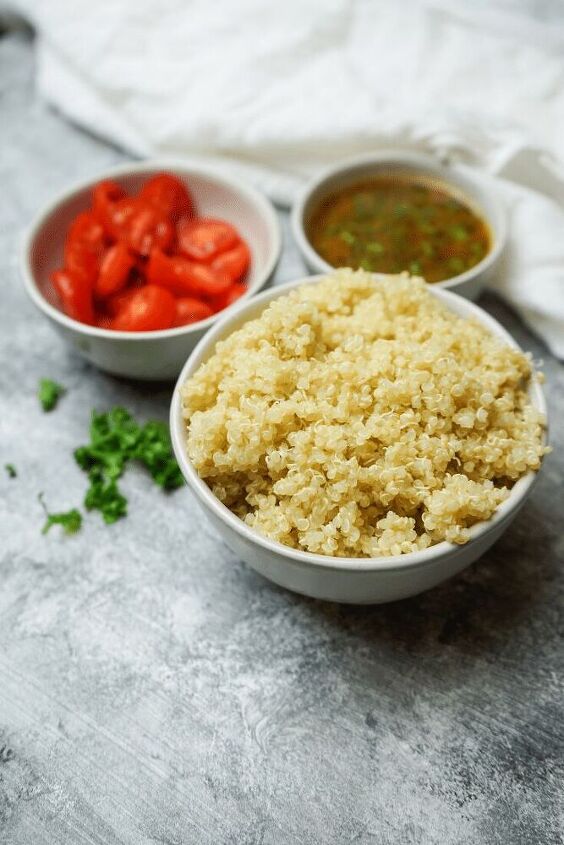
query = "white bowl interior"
(171, 274, 546, 574)
(27, 163, 281, 329)
(292, 153, 507, 291)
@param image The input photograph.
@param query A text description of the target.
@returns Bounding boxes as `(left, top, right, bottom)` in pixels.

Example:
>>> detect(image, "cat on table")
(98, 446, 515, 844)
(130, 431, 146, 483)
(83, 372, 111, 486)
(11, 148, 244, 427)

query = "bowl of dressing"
(291, 151, 507, 300)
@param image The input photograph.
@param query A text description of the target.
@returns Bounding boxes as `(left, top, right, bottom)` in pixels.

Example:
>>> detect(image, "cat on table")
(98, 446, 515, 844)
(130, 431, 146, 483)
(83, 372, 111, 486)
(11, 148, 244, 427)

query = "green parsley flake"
(5, 463, 17, 479)
(39, 493, 82, 535)
(38, 379, 65, 412)
(74, 407, 183, 524)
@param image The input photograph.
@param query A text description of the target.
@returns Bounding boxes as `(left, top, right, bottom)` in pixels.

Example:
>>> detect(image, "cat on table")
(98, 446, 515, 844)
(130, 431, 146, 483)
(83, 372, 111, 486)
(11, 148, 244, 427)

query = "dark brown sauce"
(307, 176, 491, 283)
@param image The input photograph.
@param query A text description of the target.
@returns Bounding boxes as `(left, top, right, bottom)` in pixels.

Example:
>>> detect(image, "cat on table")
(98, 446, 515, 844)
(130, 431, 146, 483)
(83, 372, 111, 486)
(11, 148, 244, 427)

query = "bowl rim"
(170, 272, 547, 574)
(290, 150, 507, 292)
(20, 158, 282, 342)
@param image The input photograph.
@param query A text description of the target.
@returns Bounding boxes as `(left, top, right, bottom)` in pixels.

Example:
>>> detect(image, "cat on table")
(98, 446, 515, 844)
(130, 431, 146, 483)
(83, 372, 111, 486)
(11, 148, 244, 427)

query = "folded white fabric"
(495, 174, 564, 358)
(11, 0, 564, 355)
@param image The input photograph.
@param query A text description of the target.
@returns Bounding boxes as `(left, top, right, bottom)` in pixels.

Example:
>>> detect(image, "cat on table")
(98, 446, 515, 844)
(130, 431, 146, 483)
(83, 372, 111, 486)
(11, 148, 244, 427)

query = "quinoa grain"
(182, 271, 547, 557)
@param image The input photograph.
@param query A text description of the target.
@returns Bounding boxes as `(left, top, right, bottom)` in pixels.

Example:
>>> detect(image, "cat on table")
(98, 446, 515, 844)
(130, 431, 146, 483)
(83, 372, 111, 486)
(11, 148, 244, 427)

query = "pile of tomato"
(51, 173, 250, 331)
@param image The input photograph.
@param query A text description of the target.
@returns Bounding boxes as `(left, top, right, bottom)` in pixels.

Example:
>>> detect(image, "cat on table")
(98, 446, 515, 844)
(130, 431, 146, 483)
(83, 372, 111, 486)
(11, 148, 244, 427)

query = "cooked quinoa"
(181, 270, 547, 557)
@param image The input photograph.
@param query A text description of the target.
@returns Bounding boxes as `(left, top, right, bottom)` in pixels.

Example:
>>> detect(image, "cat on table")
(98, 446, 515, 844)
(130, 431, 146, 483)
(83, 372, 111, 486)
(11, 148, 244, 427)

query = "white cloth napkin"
(11, 0, 564, 356)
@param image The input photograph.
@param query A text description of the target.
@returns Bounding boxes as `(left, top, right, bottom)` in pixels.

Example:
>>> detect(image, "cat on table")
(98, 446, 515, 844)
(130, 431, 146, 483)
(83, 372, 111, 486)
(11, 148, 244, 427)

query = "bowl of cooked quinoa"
(170, 269, 548, 603)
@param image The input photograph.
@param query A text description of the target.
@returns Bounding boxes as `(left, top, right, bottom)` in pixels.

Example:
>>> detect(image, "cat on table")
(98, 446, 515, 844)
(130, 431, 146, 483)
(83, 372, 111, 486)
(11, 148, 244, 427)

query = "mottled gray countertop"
(1, 28, 563, 845)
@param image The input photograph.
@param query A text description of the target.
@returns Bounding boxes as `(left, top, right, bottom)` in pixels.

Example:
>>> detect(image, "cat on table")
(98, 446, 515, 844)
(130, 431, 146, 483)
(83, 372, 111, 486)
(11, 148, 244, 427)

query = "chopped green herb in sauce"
(5, 463, 17, 479)
(308, 175, 490, 283)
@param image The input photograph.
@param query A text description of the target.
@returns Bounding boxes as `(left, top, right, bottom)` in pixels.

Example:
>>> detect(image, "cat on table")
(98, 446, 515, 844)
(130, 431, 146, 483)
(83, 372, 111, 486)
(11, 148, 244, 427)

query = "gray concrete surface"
(1, 29, 563, 845)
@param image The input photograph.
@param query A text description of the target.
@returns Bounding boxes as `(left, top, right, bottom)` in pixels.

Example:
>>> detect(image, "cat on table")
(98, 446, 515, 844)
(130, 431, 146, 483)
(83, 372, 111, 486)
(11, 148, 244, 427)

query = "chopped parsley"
(38, 379, 65, 412)
(74, 407, 183, 525)
(133, 420, 185, 489)
(39, 493, 82, 535)
(4, 463, 17, 479)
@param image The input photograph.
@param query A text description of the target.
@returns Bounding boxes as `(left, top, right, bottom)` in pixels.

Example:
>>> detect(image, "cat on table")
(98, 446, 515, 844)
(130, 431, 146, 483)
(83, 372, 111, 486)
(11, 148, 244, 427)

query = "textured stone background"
(1, 27, 563, 845)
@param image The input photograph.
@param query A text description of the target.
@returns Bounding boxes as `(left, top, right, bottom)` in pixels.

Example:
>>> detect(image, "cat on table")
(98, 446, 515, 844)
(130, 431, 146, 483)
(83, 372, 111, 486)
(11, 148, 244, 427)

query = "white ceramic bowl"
(291, 151, 507, 301)
(21, 161, 281, 380)
(170, 275, 546, 604)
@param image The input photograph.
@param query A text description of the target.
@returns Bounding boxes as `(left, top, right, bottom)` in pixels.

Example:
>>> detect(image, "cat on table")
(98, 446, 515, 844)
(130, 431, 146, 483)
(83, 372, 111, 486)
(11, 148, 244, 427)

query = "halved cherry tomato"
(66, 211, 106, 253)
(51, 268, 94, 324)
(104, 286, 140, 318)
(140, 174, 194, 221)
(126, 204, 174, 256)
(92, 180, 124, 227)
(54, 173, 250, 331)
(173, 297, 214, 327)
(147, 248, 231, 297)
(210, 241, 250, 283)
(64, 211, 106, 285)
(184, 262, 232, 296)
(177, 218, 239, 262)
(209, 282, 247, 312)
(111, 285, 176, 332)
(103, 197, 138, 241)
(95, 243, 134, 298)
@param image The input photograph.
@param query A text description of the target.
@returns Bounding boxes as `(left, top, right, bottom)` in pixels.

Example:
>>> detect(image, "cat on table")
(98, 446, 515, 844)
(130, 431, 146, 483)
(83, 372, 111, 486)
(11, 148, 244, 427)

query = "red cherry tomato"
(126, 204, 174, 256)
(211, 241, 250, 283)
(51, 268, 94, 325)
(104, 286, 139, 318)
(210, 282, 248, 312)
(140, 173, 194, 221)
(146, 248, 186, 291)
(173, 297, 214, 327)
(64, 211, 106, 285)
(66, 211, 106, 252)
(177, 218, 239, 262)
(180, 261, 231, 297)
(92, 179, 124, 227)
(95, 243, 134, 298)
(55, 173, 249, 334)
(103, 197, 138, 241)
(147, 248, 231, 297)
(110, 285, 176, 332)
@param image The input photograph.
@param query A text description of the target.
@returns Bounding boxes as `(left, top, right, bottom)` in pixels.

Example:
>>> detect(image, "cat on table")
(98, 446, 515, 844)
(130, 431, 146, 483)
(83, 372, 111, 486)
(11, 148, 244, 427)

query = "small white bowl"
(21, 160, 281, 380)
(170, 274, 547, 605)
(291, 151, 507, 301)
